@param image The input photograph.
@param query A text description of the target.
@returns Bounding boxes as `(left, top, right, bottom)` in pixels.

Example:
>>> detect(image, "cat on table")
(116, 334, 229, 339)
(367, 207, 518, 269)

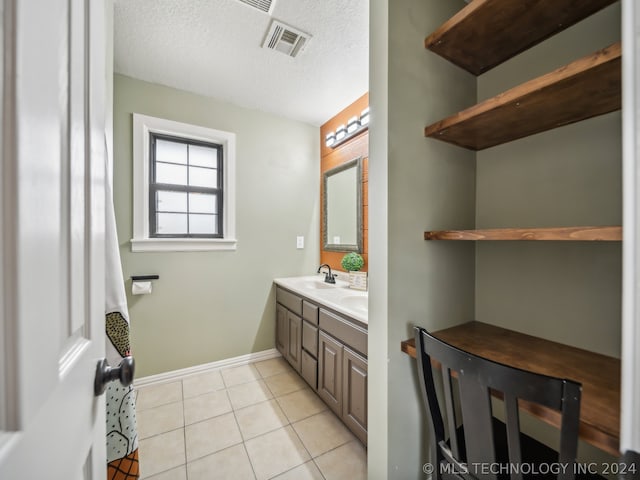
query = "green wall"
(370, 0, 621, 477)
(369, 0, 477, 477)
(475, 3, 622, 358)
(113, 74, 320, 377)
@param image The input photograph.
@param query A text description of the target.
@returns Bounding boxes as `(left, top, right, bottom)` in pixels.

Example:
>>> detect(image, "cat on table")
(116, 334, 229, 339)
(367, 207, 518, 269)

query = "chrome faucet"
(317, 264, 336, 284)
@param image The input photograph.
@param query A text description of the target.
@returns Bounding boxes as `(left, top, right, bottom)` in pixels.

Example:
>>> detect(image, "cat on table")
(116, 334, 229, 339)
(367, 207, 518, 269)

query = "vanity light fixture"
(335, 124, 347, 142)
(325, 132, 336, 148)
(324, 106, 370, 149)
(360, 107, 370, 126)
(346, 116, 360, 134)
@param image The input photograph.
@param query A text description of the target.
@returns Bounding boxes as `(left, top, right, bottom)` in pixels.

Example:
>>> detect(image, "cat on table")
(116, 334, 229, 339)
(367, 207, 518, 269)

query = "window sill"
(130, 238, 238, 252)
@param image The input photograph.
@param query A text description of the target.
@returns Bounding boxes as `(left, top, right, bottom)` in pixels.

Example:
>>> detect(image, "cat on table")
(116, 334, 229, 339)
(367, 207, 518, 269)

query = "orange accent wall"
(320, 92, 369, 272)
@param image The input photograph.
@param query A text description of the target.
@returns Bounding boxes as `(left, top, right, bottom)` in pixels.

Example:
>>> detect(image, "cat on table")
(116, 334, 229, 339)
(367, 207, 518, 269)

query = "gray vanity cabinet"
(318, 330, 344, 415)
(276, 288, 303, 373)
(343, 347, 367, 443)
(318, 308, 368, 445)
(275, 286, 367, 445)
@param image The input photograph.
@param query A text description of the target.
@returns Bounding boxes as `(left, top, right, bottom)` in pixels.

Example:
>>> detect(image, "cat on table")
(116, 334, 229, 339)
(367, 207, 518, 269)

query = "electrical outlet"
(296, 236, 304, 249)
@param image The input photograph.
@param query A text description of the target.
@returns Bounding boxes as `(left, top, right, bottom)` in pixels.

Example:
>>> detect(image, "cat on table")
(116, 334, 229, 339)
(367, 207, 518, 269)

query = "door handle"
(94, 356, 135, 396)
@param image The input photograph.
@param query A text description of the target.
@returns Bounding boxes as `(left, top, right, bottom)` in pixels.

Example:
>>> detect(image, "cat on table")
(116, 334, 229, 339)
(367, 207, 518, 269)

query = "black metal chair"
(619, 450, 640, 480)
(414, 326, 585, 480)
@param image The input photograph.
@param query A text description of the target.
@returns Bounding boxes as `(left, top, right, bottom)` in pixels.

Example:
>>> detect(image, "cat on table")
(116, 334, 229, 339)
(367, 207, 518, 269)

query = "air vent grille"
(262, 20, 311, 58)
(280, 30, 298, 44)
(236, 0, 273, 13)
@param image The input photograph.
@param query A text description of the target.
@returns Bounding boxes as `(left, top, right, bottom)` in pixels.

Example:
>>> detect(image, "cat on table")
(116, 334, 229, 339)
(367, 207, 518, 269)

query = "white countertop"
(273, 274, 368, 325)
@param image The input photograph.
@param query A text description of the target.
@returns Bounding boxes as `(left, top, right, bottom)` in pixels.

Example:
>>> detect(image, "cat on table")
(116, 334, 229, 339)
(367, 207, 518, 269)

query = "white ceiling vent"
(262, 20, 311, 58)
(236, 0, 274, 14)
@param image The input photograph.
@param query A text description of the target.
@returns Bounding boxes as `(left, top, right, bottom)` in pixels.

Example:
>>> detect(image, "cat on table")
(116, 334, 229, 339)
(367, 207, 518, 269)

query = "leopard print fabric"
(106, 311, 130, 358)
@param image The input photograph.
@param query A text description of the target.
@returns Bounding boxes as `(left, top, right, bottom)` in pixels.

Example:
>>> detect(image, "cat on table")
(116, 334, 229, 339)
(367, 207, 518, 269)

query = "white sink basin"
(339, 295, 368, 313)
(300, 280, 338, 290)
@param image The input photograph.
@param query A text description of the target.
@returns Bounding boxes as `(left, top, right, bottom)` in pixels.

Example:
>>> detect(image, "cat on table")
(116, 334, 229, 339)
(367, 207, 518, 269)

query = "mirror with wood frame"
(322, 157, 362, 252)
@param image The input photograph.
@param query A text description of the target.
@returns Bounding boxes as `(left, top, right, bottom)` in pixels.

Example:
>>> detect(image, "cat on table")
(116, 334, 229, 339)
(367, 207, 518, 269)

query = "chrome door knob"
(94, 356, 135, 396)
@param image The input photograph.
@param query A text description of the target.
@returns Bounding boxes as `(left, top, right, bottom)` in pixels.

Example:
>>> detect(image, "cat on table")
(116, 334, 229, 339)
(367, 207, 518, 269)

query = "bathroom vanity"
(273, 275, 368, 445)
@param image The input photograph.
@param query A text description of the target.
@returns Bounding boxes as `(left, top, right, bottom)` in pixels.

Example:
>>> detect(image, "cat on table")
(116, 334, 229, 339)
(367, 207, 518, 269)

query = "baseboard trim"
(134, 348, 282, 388)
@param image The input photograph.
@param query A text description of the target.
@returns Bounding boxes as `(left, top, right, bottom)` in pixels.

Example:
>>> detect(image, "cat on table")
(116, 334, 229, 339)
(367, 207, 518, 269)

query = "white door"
(0, 0, 109, 478)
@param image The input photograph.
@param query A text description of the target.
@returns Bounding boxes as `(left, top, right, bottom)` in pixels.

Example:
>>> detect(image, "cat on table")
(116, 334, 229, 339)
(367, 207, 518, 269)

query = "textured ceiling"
(114, 0, 369, 126)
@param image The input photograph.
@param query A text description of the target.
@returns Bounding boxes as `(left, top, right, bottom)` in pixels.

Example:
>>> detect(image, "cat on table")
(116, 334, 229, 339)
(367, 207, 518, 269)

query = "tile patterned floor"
(136, 357, 367, 480)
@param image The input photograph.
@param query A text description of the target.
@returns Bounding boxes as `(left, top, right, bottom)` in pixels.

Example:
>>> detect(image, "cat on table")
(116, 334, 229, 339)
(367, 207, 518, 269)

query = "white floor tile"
(187, 444, 256, 480)
(182, 370, 225, 398)
(271, 461, 324, 480)
(244, 426, 310, 480)
(221, 364, 262, 387)
(264, 370, 307, 397)
(276, 388, 327, 423)
(227, 380, 274, 410)
(138, 429, 185, 478)
(315, 441, 367, 480)
(136, 381, 182, 410)
(235, 399, 289, 440)
(137, 401, 184, 439)
(142, 465, 187, 480)
(185, 412, 243, 462)
(253, 357, 291, 378)
(184, 389, 232, 425)
(293, 410, 356, 457)
(137, 360, 367, 479)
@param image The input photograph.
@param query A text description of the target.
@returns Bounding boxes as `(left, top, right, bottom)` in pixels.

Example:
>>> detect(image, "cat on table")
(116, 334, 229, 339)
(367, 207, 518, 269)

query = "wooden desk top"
(401, 321, 621, 457)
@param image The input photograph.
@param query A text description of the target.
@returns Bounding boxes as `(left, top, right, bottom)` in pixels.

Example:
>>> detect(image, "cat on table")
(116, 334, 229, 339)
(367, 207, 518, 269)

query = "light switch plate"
(296, 236, 304, 249)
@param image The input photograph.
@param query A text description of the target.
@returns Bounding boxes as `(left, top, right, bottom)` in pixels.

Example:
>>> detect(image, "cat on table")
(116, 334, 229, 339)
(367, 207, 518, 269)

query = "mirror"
(323, 157, 363, 252)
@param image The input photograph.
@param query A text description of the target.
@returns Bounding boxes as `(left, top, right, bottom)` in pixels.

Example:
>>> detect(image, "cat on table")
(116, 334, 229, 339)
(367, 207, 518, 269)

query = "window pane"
(156, 162, 187, 185)
(189, 193, 217, 214)
(189, 166, 217, 188)
(156, 139, 187, 164)
(189, 144, 218, 168)
(189, 214, 217, 234)
(157, 191, 187, 212)
(156, 213, 188, 234)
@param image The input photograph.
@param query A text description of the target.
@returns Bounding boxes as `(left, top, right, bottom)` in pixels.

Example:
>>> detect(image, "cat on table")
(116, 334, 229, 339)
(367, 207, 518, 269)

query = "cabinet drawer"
(302, 320, 318, 358)
(302, 301, 319, 325)
(276, 287, 302, 316)
(301, 349, 318, 390)
(319, 309, 367, 357)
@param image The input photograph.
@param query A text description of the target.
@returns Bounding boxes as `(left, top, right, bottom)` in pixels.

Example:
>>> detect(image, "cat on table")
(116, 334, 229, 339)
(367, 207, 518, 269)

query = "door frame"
(621, 0, 640, 455)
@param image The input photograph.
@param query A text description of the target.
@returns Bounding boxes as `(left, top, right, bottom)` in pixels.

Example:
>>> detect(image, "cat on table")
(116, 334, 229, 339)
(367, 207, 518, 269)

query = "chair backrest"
(414, 326, 582, 480)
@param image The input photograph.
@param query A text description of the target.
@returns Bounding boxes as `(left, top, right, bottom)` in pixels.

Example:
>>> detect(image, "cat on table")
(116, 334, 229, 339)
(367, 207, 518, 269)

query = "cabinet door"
(318, 331, 343, 416)
(276, 304, 288, 356)
(343, 347, 368, 445)
(286, 311, 302, 372)
(301, 349, 318, 390)
(302, 320, 318, 358)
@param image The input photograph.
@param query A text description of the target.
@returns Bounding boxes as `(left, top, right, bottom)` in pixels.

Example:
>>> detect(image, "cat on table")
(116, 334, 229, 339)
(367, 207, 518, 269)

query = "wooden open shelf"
(424, 226, 622, 241)
(425, 0, 618, 75)
(424, 42, 621, 151)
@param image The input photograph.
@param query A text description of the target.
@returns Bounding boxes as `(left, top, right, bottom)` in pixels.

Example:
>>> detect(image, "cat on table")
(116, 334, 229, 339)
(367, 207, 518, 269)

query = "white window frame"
(131, 113, 237, 252)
